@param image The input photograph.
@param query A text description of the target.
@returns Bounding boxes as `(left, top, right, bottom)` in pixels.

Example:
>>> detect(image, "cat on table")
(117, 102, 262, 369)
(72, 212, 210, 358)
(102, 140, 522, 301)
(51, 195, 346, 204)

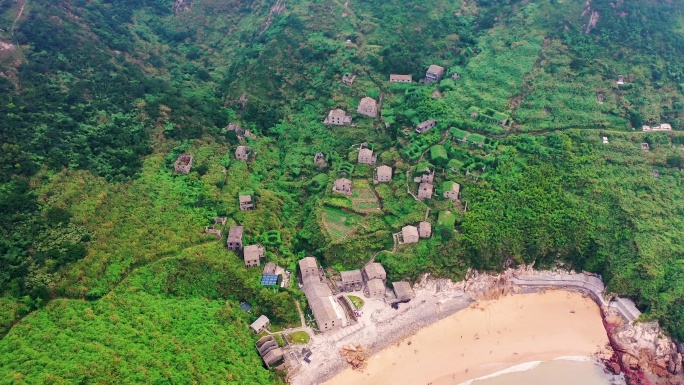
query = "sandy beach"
(323, 291, 610, 385)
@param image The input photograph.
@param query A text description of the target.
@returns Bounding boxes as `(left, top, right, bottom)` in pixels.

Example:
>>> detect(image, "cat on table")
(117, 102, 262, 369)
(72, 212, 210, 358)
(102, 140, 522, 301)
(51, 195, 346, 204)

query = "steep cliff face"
(173, 0, 193, 14)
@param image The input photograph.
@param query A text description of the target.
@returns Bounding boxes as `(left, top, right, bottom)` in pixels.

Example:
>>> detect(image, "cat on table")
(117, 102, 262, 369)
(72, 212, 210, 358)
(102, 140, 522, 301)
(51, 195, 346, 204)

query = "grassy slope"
(0, 242, 284, 385)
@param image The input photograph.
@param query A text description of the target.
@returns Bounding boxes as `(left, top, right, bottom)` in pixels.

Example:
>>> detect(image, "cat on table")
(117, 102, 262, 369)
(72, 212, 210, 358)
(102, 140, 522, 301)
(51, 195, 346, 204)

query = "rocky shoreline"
(289, 267, 684, 385)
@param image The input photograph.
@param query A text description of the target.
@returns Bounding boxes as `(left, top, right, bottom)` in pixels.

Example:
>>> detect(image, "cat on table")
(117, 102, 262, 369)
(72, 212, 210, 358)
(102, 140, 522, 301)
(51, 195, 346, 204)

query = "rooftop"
(250, 314, 270, 331)
(393, 281, 414, 300)
(299, 257, 318, 271)
(427, 65, 445, 74)
(402, 225, 419, 239)
(227, 226, 243, 240)
(358, 97, 376, 108)
(376, 165, 392, 177)
(244, 245, 263, 259)
(359, 148, 373, 157)
(363, 263, 386, 280)
(367, 278, 385, 293)
(340, 270, 362, 283)
(328, 109, 348, 118)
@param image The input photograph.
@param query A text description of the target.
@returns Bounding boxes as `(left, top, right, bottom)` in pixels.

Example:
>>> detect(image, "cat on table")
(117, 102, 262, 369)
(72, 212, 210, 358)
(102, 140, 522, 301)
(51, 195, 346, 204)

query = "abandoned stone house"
(239, 193, 254, 211)
(597, 93, 604, 104)
(392, 281, 415, 302)
(340, 270, 363, 292)
(174, 154, 193, 174)
(204, 227, 221, 238)
(653, 169, 660, 178)
(205, 217, 227, 238)
(250, 315, 270, 333)
(366, 278, 385, 299)
(314, 152, 328, 168)
(235, 146, 253, 161)
(357, 97, 378, 118)
(417, 182, 433, 200)
(261, 347, 285, 369)
(333, 178, 353, 195)
(227, 226, 244, 251)
(389, 74, 412, 83)
(324, 109, 352, 126)
(425, 65, 445, 83)
(300, 256, 319, 279)
(225, 123, 245, 136)
(451, 73, 461, 80)
(617, 75, 625, 85)
(244, 244, 265, 267)
(342, 74, 356, 87)
(299, 257, 343, 332)
(642, 143, 650, 151)
(401, 225, 419, 244)
(416, 119, 436, 134)
(418, 221, 431, 238)
(442, 181, 460, 201)
(413, 168, 435, 183)
(256, 336, 284, 369)
(358, 148, 376, 165)
(362, 262, 386, 283)
(375, 165, 393, 183)
(603, 137, 609, 144)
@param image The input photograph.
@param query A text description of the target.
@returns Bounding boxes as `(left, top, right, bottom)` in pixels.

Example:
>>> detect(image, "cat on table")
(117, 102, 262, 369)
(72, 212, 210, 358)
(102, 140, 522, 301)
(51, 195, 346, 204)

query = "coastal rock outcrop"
(608, 320, 684, 384)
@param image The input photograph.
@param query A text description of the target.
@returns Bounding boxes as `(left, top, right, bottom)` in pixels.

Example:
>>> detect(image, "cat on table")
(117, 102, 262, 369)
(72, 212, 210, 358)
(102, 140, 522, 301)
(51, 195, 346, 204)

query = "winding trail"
(10, 0, 26, 42)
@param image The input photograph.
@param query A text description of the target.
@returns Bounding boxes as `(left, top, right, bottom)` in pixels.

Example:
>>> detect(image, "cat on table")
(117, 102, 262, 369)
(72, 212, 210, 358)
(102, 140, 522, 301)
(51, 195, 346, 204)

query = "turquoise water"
(462, 358, 625, 385)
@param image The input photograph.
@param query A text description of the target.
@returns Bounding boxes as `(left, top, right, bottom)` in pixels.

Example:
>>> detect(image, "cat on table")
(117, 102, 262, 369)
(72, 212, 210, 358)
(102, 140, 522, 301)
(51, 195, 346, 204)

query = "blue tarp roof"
(260, 274, 279, 286)
(240, 302, 252, 311)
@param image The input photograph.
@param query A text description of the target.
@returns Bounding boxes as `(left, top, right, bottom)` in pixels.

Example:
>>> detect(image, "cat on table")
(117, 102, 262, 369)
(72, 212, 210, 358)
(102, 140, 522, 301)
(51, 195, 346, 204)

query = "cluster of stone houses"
(362, 263, 386, 299)
(389, 64, 445, 85)
(642, 123, 672, 131)
(396, 222, 432, 245)
(339, 262, 415, 303)
(227, 225, 265, 267)
(414, 165, 435, 200)
(299, 257, 345, 332)
(255, 334, 285, 369)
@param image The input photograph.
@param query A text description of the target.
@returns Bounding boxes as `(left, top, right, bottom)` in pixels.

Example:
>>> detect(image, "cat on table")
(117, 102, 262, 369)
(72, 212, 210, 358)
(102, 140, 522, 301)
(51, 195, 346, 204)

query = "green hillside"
(1, 0, 684, 382)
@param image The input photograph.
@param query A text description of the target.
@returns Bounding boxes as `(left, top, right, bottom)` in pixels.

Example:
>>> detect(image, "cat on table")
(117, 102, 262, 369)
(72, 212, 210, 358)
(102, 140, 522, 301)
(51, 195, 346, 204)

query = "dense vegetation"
(1, 0, 683, 381)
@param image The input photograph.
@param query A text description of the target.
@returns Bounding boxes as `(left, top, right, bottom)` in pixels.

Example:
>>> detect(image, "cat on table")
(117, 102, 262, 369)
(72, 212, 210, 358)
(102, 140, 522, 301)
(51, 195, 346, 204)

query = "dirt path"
(10, 0, 26, 41)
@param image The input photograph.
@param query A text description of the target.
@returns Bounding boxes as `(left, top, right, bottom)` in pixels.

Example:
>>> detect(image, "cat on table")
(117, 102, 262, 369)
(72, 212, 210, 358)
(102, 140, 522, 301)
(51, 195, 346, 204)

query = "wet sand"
(323, 291, 610, 385)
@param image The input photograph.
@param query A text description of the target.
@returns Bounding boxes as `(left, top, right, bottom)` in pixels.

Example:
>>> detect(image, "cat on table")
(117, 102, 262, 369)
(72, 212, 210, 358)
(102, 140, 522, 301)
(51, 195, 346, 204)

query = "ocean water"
(461, 358, 626, 385)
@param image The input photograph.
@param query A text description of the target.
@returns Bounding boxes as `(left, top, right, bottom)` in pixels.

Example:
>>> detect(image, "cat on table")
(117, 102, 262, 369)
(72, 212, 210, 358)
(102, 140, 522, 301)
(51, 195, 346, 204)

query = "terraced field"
(321, 205, 364, 241)
(351, 180, 380, 212)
